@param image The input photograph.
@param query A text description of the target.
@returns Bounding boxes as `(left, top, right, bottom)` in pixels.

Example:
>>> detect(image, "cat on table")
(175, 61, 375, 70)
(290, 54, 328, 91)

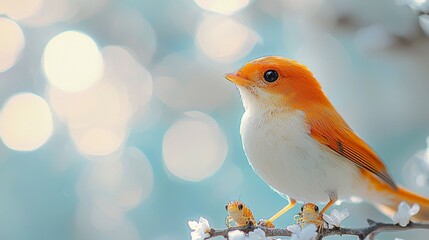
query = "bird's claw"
(257, 219, 275, 228)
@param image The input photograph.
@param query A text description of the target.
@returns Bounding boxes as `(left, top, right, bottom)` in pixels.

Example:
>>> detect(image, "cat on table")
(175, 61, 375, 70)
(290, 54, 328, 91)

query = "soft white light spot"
(163, 111, 227, 181)
(43, 31, 104, 92)
(194, 0, 249, 15)
(102, 46, 153, 108)
(47, 45, 152, 157)
(20, 0, 69, 27)
(118, 147, 154, 207)
(196, 15, 259, 63)
(49, 83, 129, 129)
(76, 147, 154, 209)
(349, 196, 362, 203)
(419, 15, 429, 36)
(402, 149, 429, 192)
(67, 0, 111, 22)
(0, 0, 43, 20)
(70, 127, 126, 156)
(355, 25, 396, 51)
(0, 93, 53, 151)
(0, 17, 25, 72)
(48, 46, 152, 132)
(75, 204, 140, 240)
(416, 174, 427, 187)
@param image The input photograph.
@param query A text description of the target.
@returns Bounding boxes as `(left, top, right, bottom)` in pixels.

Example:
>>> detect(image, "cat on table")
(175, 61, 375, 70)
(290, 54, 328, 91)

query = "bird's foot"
(257, 219, 275, 228)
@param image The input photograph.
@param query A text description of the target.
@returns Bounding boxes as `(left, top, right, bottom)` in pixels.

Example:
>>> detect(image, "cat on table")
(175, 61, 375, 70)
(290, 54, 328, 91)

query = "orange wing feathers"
(307, 104, 397, 190)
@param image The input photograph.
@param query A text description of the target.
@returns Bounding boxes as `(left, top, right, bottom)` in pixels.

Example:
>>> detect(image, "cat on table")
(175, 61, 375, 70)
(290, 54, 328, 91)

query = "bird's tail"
(375, 186, 429, 221)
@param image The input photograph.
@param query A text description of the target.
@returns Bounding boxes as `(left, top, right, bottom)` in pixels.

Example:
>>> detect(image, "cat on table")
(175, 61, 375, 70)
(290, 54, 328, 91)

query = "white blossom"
(188, 217, 211, 240)
(286, 224, 302, 234)
(392, 201, 420, 227)
(323, 208, 350, 229)
(290, 224, 318, 240)
(228, 230, 247, 240)
(228, 228, 267, 240)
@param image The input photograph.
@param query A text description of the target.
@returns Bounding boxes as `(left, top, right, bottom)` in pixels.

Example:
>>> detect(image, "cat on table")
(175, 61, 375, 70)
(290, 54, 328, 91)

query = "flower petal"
(337, 209, 350, 222)
(286, 224, 302, 234)
(299, 224, 318, 240)
(228, 230, 246, 240)
(189, 217, 211, 240)
(399, 218, 409, 227)
(331, 209, 340, 221)
(398, 201, 410, 213)
(199, 217, 210, 229)
(248, 228, 267, 240)
(409, 203, 420, 216)
(322, 214, 334, 225)
(290, 235, 299, 240)
(391, 202, 418, 227)
(188, 220, 198, 230)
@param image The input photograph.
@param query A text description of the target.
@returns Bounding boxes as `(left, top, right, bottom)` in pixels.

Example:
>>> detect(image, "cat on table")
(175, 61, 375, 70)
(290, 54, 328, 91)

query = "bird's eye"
(263, 70, 279, 83)
(314, 205, 319, 212)
(225, 204, 229, 211)
(238, 204, 243, 210)
(300, 206, 304, 212)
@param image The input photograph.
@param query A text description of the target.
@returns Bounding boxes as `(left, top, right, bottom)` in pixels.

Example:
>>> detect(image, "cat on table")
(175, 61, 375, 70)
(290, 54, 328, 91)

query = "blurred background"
(1, 0, 429, 239)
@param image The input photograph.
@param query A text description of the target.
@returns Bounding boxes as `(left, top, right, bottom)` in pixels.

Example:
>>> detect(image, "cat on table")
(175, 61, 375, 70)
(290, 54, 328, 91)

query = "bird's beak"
(225, 72, 252, 87)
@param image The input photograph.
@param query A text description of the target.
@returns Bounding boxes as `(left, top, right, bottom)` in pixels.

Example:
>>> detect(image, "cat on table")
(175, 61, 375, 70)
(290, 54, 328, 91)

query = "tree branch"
(205, 220, 429, 239)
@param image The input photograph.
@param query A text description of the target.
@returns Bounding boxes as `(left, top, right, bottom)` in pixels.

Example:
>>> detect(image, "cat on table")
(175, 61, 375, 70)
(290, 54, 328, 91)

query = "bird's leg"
(320, 192, 338, 214)
(225, 216, 233, 228)
(267, 199, 296, 223)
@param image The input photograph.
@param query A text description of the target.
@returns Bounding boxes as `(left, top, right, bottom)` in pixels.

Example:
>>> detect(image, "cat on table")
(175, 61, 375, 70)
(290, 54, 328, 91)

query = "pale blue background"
(1, 0, 429, 239)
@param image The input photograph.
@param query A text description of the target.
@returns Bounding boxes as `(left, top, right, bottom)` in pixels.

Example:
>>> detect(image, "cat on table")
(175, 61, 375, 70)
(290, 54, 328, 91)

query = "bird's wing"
(308, 107, 397, 190)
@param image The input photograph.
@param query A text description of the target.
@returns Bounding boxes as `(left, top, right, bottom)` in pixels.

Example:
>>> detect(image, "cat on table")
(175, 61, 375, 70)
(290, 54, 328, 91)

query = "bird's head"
(225, 56, 328, 111)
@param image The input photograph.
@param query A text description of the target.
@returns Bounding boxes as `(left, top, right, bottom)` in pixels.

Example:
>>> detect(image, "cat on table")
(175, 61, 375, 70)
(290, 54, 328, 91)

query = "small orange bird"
(295, 203, 325, 230)
(225, 201, 257, 227)
(225, 56, 429, 225)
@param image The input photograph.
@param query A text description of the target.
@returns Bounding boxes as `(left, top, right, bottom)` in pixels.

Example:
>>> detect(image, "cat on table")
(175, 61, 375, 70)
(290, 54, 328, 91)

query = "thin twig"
(205, 220, 429, 239)
(207, 225, 292, 239)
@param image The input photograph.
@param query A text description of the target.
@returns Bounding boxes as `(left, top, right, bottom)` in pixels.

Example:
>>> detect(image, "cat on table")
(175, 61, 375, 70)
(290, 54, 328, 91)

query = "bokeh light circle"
(20, 0, 70, 27)
(194, 0, 250, 15)
(75, 147, 152, 240)
(77, 147, 154, 208)
(0, 17, 25, 72)
(196, 15, 259, 63)
(0, 0, 43, 20)
(420, 14, 429, 36)
(101, 46, 153, 108)
(43, 31, 104, 92)
(162, 111, 228, 181)
(48, 82, 129, 129)
(0, 93, 53, 151)
(70, 127, 126, 156)
(402, 137, 429, 194)
(118, 147, 154, 206)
